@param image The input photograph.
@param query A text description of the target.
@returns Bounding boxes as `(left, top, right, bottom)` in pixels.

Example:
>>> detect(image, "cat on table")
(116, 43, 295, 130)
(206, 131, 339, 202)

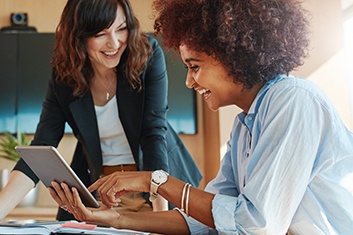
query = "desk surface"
(3, 207, 162, 234)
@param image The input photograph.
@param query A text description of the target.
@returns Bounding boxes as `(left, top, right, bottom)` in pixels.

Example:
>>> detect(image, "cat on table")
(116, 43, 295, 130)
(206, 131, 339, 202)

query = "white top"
(94, 96, 135, 166)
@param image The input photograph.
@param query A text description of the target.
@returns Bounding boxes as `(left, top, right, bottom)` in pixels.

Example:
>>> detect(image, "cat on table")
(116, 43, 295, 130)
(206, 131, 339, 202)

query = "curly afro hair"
(152, 0, 310, 88)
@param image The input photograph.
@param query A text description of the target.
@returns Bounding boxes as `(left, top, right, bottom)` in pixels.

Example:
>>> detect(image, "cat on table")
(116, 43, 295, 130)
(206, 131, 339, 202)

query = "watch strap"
(149, 181, 159, 201)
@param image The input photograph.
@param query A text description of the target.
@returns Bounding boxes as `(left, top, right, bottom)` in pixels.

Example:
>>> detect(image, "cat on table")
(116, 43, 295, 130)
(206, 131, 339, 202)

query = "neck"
(93, 67, 116, 80)
(92, 70, 117, 101)
(238, 83, 264, 113)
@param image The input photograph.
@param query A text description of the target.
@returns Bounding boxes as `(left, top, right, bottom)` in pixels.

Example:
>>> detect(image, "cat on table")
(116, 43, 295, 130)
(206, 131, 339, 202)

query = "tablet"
(15, 146, 100, 208)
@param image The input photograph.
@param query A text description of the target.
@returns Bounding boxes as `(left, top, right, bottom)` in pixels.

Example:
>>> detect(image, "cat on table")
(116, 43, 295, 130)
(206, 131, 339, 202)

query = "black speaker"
(11, 13, 28, 26)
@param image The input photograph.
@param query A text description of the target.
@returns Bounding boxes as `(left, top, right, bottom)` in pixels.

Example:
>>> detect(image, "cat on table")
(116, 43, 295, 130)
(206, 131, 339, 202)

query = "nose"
(107, 34, 120, 49)
(185, 70, 195, 89)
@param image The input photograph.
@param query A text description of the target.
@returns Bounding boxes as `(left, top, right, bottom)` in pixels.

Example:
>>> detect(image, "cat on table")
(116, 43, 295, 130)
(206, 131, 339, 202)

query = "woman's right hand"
(69, 187, 122, 226)
(88, 171, 151, 208)
(49, 182, 121, 226)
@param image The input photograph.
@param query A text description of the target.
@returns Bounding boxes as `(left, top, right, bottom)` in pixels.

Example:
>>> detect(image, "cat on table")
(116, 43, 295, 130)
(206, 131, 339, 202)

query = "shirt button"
(247, 116, 252, 121)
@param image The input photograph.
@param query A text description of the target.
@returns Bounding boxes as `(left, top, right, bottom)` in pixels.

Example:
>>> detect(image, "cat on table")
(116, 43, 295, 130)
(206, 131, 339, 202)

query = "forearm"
(90, 172, 215, 230)
(117, 210, 190, 235)
(159, 177, 215, 228)
(0, 170, 35, 220)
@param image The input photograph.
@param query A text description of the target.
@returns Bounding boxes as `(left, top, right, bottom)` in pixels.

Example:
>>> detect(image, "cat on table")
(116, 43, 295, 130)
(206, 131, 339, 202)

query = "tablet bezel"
(15, 146, 100, 208)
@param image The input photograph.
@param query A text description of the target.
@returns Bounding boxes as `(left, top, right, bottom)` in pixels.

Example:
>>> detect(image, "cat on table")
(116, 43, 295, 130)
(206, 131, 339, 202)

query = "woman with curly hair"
(47, 0, 353, 234)
(0, 0, 202, 222)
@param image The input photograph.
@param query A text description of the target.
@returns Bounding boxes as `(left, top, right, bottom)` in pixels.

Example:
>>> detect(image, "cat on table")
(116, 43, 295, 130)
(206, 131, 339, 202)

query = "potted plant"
(0, 132, 39, 207)
(0, 132, 31, 161)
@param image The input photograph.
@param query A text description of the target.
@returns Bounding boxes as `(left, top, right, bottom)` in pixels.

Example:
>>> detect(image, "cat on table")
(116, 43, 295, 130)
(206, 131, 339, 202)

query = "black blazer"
(14, 36, 202, 220)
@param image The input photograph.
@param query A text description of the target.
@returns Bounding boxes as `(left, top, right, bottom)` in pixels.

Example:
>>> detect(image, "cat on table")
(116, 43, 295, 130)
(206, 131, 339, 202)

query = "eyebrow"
(103, 21, 126, 32)
(185, 58, 202, 63)
(117, 21, 127, 28)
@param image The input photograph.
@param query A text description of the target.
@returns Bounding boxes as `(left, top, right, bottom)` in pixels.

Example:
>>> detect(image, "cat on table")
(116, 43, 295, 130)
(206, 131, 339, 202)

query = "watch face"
(152, 170, 168, 184)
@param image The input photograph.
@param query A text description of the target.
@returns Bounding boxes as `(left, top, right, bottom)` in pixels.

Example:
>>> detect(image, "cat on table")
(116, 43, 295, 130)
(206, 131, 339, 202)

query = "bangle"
(185, 183, 192, 216)
(180, 183, 189, 212)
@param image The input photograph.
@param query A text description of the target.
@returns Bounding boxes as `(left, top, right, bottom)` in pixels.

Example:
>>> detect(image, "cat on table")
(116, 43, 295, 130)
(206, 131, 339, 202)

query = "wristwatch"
(149, 169, 169, 201)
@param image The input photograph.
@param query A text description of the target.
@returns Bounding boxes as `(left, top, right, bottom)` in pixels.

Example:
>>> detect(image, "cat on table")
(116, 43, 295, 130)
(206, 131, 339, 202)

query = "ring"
(60, 205, 69, 211)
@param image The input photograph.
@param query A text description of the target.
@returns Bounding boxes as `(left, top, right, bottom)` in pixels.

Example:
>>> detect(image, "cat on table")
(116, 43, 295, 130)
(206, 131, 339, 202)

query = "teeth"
(198, 89, 209, 95)
(103, 50, 118, 56)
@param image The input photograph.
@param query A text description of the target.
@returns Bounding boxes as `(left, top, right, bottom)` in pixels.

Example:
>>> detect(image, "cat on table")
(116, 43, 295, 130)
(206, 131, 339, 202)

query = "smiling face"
(180, 44, 247, 111)
(86, 3, 128, 73)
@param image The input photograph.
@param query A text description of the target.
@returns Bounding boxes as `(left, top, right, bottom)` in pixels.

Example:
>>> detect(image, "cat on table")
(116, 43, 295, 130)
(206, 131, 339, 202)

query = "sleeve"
(140, 35, 169, 171)
(174, 208, 218, 235)
(205, 126, 239, 196)
(206, 85, 330, 234)
(13, 76, 66, 184)
(178, 119, 241, 234)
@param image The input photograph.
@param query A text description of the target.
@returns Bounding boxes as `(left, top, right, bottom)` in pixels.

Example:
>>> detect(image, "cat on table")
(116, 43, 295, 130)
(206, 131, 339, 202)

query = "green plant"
(0, 132, 31, 162)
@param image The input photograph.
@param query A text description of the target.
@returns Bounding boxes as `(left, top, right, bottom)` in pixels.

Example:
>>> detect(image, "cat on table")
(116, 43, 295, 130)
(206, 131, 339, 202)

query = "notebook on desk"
(0, 220, 150, 234)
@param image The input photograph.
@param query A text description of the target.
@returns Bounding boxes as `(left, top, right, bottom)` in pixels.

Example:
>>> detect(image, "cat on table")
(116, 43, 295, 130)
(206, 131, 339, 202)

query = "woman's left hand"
(49, 181, 77, 214)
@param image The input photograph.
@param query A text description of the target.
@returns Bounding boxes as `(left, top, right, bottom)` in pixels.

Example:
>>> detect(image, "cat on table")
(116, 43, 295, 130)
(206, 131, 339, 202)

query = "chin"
(206, 103, 219, 112)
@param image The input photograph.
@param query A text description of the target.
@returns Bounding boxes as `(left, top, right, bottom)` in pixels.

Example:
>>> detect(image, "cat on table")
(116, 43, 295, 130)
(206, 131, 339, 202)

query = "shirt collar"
(238, 74, 288, 131)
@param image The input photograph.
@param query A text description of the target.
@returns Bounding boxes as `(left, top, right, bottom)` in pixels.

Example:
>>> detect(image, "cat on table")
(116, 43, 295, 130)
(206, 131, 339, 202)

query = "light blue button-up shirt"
(182, 75, 353, 234)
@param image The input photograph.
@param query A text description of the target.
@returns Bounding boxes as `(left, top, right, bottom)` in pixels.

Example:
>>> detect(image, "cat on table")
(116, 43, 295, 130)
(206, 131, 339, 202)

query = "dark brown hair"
(153, 0, 310, 88)
(51, 0, 151, 96)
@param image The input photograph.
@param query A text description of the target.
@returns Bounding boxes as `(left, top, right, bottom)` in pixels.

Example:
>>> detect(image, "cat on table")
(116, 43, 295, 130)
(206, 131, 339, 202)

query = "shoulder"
(49, 72, 75, 99)
(145, 33, 166, 68)
(260, 75, 335, 115)
(270, 75, 329, 102)
(146, 33, 160, 50)
(146, 33, 164, 58)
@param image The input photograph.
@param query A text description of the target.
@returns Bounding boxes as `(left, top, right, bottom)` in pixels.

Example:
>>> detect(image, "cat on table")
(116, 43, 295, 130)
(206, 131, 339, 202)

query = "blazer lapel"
(70, 92, 102, 177)
(116, 71, 143, 165)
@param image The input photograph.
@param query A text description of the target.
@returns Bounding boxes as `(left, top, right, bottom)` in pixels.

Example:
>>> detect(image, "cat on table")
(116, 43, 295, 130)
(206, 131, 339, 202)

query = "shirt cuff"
(174, 208, 217, 234)
(212, 194, 238, 232)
